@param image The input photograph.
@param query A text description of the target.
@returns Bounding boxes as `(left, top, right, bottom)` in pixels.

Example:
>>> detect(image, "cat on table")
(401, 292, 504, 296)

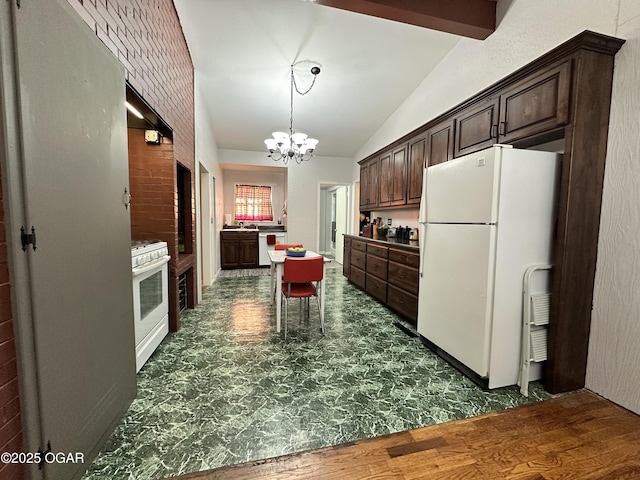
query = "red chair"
(274, 243, 303, 251)
(281, 256, 324, 337)
(271, 244, 304, 299)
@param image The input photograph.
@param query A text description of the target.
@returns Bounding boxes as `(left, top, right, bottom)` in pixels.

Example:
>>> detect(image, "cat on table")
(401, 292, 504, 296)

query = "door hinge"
(38, 441, 51, 469)
(21, 226, 36, 251)
(123, 187, 131, 210)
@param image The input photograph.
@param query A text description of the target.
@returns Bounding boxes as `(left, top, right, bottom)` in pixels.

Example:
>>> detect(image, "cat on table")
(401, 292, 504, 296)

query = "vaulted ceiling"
(173, 0, 496, 158)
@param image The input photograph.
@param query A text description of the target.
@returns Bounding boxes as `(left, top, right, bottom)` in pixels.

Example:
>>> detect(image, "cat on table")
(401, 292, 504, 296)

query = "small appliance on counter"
(395, 226, 411, 243)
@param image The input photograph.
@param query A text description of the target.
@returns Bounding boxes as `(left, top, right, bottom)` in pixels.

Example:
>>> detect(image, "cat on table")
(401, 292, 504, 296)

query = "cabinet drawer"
(367, 243, 388, 259)
(352, 239, 367, 252)
(387, 284, 418, 325)
(366, 254, 388, 281)
(388, 249, 420, 269)
(351, 249, 366, 270)
(366, 274, 387, 303)
(388, 261, 419, 295)
(350, 266, 366, 290)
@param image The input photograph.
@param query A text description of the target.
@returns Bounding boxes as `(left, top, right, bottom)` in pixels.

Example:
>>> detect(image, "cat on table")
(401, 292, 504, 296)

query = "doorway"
(318, 183, 350, 264)
(199, 166, 216, 293)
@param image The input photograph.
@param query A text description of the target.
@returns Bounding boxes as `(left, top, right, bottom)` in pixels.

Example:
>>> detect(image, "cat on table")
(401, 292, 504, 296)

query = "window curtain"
(234, 184, 273, 221)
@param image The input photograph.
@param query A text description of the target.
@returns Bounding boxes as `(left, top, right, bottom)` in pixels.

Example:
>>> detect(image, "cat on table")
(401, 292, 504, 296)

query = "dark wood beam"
(312, 0, 496, 39)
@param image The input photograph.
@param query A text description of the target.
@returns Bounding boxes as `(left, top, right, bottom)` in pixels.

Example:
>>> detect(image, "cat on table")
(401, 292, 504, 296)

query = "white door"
(330, 191, 337, 257)
(335, 186, 347, 265)
(2, 1, 136, 478)
(417, 223, 496, 378)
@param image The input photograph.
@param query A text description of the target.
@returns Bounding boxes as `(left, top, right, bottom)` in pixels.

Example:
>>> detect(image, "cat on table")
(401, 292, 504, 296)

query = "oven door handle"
(132, 255, 171, 277)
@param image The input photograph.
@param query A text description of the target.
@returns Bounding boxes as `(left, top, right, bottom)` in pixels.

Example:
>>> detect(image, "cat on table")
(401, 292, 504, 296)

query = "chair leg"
(316, 294, 324, 334)
(284, 296, 289, 339)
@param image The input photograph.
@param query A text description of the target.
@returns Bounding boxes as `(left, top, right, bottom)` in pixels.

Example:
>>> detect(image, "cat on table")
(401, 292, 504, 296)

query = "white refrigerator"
(417, 145, 560, 389)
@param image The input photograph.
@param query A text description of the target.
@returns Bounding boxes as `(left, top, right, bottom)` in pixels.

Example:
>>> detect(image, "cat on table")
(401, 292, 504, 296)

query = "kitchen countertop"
(222, 226, 287, 232)
(343, 234, 419, 251)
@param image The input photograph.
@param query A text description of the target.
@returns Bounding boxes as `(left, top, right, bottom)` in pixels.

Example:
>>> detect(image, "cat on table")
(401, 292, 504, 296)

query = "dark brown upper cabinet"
(426, 118, 455, 166)
(378, 150, 392, 207)
(390, 145, 408, 206)
(359, 156, 379, 210)
(498, 60, 571, 144)
(377, 144, 410, 208)
(454, 60, 572, 157)
(454, 97, 500, 157)
(407, 135, 427, 205)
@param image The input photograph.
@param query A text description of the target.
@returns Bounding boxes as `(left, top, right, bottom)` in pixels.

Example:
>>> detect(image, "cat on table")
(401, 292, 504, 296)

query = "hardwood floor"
(168, 390, 640, 479)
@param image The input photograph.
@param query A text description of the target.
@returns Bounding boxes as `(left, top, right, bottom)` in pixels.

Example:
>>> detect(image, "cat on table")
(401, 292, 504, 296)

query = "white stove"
(131, 240, 170, 268)
(131, 240, 170, 372)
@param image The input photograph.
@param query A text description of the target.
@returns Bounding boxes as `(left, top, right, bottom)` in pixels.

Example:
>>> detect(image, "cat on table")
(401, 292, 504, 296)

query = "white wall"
(587, 1, 640, 413)
(194, 78, 225, 294)
(222, 169, 286, 226)
(355, 0, 640, 413)
(219, 149, 354, 251)
(371, 207, 420, 231)
(354, 0, 620, 160)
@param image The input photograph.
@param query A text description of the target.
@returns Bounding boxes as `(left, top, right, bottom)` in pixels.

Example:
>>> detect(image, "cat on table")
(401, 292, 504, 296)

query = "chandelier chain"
(264, 62, 320, 165)
(291, 63, 318, 96)
(290, 66, 295, 137)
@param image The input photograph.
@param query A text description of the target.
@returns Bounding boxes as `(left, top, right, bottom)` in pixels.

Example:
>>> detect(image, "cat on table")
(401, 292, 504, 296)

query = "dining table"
(268, 249, 332, 333)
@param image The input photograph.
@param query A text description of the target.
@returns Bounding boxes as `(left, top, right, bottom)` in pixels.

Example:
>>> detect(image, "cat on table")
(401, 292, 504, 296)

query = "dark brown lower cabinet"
(366, 274, 387, 303)
(343, 238, 351, 277)
(345, 235, 419, 326)
(350, 266, 366, 290)
(387, 284, 418, 322)
(220, 231, 258, 269)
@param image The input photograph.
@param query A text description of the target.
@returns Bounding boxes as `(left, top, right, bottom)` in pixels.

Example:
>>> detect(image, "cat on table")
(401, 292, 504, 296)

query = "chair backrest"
(283, 256, 324, 283)
(275, 243, 303, 251)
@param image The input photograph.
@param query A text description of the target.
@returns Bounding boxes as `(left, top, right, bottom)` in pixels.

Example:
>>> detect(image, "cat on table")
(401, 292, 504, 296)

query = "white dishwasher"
(258, 231, 287, 266)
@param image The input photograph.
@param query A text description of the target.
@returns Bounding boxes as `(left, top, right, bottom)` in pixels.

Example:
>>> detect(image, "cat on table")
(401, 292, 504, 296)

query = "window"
(234, 184, 273, 221)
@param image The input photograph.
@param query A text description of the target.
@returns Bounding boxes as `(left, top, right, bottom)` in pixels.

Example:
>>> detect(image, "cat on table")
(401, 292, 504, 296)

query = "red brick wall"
(68, 0, 198, 330)
(128, 130, 182, 328)
(0, 170, 23, 480)
(66, 0, 195, 173)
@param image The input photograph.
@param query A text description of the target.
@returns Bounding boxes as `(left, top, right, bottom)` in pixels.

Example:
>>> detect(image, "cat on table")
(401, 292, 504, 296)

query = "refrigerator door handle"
(419, 223, 426, 277)
(418, 168, 428, 223)
(419, 167, 428, 277)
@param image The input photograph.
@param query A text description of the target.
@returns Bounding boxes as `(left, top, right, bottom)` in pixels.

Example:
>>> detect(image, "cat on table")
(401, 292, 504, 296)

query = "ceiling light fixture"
(125, 101, 144, 119)
(265, 64, 320, 165)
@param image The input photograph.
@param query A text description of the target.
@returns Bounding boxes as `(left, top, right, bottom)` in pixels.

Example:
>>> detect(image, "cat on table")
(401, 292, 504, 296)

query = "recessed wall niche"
(177, 162, 193, 255)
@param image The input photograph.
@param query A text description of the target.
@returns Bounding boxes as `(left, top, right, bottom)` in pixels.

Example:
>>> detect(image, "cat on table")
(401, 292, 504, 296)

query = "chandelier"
(265, 64, 320, 165)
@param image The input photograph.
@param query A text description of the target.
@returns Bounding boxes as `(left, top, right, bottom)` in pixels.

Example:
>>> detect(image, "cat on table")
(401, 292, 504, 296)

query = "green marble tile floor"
(82, 263, 552, 480)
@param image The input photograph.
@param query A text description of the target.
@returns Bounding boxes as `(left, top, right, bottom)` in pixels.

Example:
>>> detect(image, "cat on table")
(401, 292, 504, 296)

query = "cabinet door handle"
(491, 124, 498, 138)
(499, 121, 506, 136)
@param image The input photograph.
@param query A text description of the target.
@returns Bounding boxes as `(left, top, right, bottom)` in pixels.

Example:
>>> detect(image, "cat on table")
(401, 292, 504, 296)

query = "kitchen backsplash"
(372, 207, 420, 229)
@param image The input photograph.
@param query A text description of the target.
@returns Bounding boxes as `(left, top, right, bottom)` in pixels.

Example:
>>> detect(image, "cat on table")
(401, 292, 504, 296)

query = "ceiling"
(173, 1, 493, 158)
